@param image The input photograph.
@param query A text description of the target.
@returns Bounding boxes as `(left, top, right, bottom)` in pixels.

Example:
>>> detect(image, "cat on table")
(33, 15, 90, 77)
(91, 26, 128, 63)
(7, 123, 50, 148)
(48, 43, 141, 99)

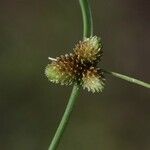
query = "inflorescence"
(45, 36, 105, 93)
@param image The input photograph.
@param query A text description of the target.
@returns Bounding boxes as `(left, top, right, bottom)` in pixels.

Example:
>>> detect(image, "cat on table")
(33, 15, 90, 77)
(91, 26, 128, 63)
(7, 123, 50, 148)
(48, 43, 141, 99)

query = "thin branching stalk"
(79, 0, 93, 38)
(48, 0, 93, 150)
(104, 70, 150, 88)
(48, 85, 80, 150)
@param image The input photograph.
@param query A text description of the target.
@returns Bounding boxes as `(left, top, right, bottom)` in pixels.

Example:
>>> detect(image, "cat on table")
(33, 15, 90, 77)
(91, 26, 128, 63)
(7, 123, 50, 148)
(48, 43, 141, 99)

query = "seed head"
(82, 67, 105, 93)
(45, 36, 105, 93)
(74, 36, 102, 63)
(45, 53, 76, 85)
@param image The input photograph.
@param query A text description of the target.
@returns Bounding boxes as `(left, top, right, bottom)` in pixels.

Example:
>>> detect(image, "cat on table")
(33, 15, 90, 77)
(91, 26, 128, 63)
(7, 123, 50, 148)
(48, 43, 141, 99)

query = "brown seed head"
(45, 36, 105, 92)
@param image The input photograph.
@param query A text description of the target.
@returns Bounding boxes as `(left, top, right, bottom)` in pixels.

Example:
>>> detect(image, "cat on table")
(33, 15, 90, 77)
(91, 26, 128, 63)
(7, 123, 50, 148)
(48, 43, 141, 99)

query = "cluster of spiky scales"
(74, 36, 102, 63)
(82, 67, 105, 92)
(45, 53, 78, 85)
(45, 36, 105, 93)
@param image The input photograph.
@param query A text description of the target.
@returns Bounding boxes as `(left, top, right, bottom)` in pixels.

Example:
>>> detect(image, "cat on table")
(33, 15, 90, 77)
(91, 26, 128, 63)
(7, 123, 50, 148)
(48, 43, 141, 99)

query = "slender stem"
(48, 0, 93, 150)
(104, 70, 150, 88)
(48, 85, 80, 150)
(79, 0, 93, 38)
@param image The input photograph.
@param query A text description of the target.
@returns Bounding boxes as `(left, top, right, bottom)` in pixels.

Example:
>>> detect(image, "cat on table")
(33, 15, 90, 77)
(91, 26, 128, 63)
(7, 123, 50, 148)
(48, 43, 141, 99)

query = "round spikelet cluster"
(45, 54, 76, 85)
(74, 36, 102, 63)
(82, 67, 105, 92)
(45, 36, 105, 93)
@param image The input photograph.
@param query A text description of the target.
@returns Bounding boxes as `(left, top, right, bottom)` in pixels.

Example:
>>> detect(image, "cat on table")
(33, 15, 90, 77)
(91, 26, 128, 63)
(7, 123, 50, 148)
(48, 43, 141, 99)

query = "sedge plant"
(45, 0, 150, 149)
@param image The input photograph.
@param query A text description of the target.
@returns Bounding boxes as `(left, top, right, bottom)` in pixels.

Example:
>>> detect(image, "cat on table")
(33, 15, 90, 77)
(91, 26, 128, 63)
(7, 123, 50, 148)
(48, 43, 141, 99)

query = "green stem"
(48, 85, 80, 150)
(104, 70, 150, 88)
(48, 0, 93, 150)
(79, 0, 93, 38)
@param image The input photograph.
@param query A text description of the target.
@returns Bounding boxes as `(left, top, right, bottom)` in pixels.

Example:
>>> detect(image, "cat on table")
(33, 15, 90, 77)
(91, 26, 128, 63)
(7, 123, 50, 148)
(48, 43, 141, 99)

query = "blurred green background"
(0, 0, 150, 150)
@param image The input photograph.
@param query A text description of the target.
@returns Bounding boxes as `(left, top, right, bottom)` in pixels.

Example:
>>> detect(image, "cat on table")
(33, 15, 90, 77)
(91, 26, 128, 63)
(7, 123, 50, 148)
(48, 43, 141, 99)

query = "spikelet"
(82, 67, 105, 93)
(45, 53, 76, 85)
(74, 36, 102, 63)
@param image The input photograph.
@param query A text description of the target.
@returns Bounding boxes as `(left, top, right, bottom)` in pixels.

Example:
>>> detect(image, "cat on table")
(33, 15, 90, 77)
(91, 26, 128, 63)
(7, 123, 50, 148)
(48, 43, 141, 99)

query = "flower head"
(45, 54, 77, 85)
(74, 36, 102, 63)
(82, 67, 105, 92)
(45, 36, 105, 93)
